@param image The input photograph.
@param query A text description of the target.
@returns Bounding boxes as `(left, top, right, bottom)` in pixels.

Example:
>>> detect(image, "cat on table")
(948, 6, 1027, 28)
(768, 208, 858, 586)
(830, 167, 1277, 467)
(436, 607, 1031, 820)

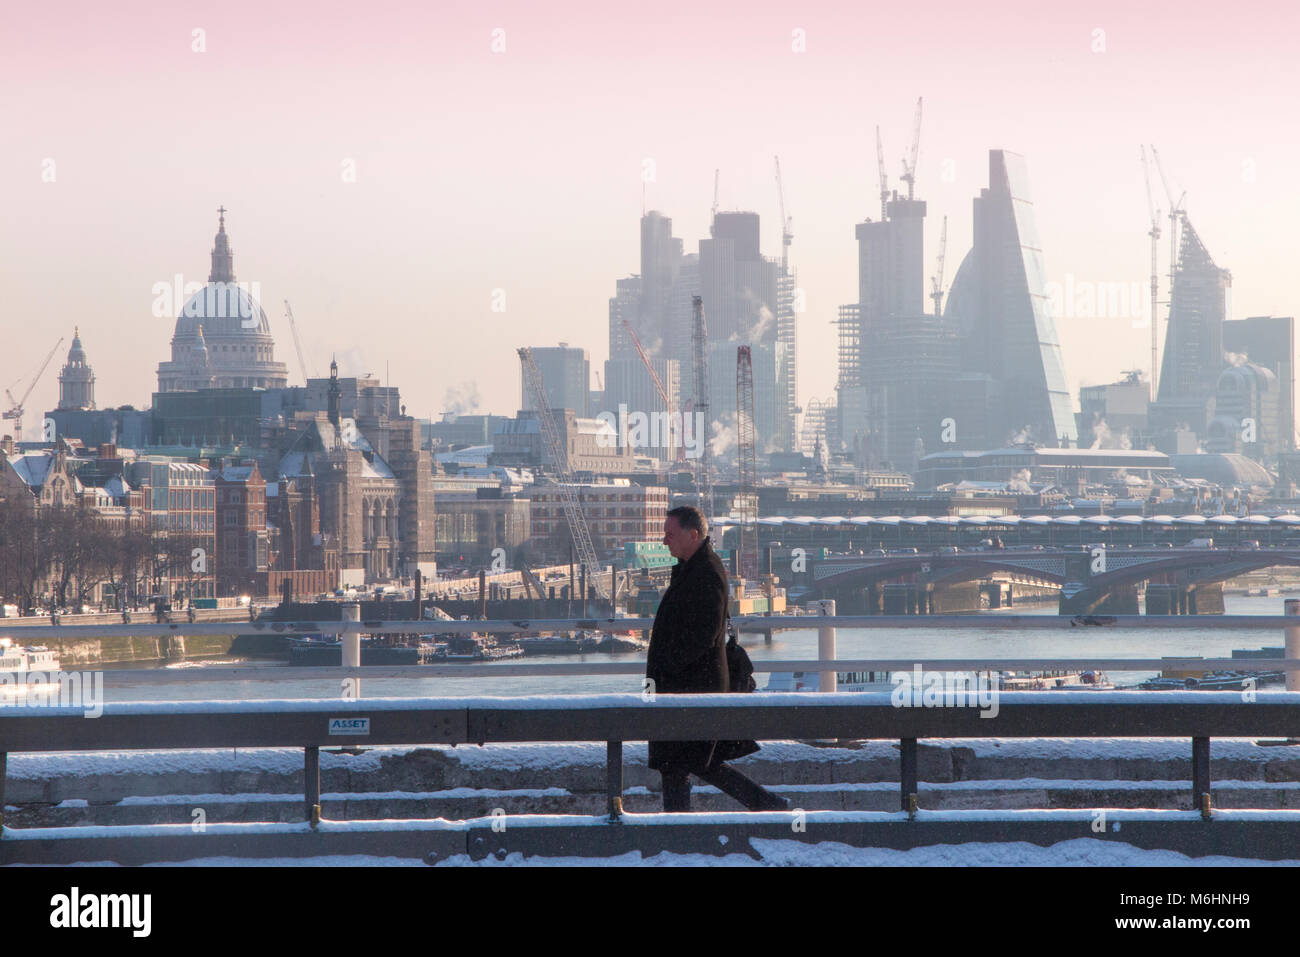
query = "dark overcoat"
(645, 537, 758, 773)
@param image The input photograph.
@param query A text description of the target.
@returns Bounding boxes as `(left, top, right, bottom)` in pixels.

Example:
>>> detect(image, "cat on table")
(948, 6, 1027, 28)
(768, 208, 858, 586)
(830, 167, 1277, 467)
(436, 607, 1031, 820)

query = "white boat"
(0, 637, 60, 676)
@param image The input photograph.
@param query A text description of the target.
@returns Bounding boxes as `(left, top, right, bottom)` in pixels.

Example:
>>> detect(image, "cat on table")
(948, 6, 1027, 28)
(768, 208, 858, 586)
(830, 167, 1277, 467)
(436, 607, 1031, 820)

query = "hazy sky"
(3, 0, 1297, 429)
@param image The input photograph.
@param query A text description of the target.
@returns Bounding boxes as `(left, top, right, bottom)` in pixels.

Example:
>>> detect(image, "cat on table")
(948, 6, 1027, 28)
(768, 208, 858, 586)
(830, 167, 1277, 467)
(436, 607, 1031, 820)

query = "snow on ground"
(14, 839, 1300, 867)
(113, 786, 572, 805)
(12, 735, 1289, 780)
(432, 838, 1300, 867)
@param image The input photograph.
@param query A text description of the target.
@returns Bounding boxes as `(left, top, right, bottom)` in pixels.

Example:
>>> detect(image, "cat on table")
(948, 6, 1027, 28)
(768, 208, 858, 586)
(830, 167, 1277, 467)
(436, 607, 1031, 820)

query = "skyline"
(4, 0, 1297, 432)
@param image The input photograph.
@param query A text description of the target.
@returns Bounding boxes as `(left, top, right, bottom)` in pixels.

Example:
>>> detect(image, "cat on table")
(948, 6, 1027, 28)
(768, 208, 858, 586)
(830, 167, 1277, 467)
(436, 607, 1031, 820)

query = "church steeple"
(327, 355, 341, 428)
(209, 205, 235, 283)
(57, 327, 95, 411)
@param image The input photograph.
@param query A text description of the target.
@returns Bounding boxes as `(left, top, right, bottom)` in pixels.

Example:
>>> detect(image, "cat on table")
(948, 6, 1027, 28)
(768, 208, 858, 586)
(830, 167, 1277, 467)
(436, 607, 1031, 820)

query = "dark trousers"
(661, 763, 788, 812)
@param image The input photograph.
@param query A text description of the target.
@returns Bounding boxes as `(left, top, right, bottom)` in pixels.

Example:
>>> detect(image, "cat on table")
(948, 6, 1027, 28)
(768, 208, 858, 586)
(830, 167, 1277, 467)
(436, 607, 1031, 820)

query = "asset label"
(328, 717, 370, 735)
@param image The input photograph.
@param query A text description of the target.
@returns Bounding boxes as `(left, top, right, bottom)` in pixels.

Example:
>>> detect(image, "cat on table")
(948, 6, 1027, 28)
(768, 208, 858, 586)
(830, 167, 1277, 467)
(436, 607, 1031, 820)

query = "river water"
(85, 593, 1296, 702)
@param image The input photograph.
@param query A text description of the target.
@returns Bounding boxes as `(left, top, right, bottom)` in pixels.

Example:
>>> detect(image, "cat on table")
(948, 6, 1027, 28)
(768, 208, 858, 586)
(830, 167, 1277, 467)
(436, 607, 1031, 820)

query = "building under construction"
(1150, 216, 1232, 440)
(840, 129, 1077, 469)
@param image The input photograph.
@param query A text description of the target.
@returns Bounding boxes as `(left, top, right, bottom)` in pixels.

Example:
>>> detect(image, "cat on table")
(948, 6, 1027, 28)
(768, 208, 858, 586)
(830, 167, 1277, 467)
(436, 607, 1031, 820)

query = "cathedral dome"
(156, 208, 289, 394)
(172, 284, 271, 338)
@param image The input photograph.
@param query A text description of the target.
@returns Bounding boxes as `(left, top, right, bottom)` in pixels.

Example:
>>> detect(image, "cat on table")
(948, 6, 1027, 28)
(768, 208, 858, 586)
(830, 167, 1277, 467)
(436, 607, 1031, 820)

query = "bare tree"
(0, 499, 55, 613)
(102, 524, 151, 610)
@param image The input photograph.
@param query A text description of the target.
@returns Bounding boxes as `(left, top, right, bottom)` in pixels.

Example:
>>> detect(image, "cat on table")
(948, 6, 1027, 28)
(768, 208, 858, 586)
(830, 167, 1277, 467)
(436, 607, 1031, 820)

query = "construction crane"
(3, 337, 63, 443)
(518, 348, 607, 599)
(691, 296, 714, 520)
(1149, 146, 1186, 308)
(622, 319, 675, 462)
(282, 301, 316, 384)
(899, 96, 923, 201)
(774, 155, 793, 271)
(710, 169, 720, 236)
(875, 126, 889, 220)
(735, 346, 758, 582)
(1139, 146, 1162, 400)
(929, 215, 948, 316)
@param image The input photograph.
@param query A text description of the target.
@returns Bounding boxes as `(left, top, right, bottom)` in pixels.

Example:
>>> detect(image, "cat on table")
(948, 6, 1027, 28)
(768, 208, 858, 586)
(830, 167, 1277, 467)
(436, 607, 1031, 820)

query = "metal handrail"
(4, 695, 1298, 831)
(5, 612, 1300, 640)
(67, 657, 1300, 685)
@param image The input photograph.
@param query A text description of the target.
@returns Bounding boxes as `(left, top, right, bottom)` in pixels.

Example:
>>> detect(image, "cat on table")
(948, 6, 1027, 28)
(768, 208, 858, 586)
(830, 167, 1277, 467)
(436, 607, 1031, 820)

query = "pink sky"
(2, 0, 1297, 428)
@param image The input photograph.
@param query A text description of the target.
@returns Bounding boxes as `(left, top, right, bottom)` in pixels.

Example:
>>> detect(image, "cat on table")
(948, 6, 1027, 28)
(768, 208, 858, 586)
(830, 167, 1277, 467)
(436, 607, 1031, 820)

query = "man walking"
(646, 505, 789, 812)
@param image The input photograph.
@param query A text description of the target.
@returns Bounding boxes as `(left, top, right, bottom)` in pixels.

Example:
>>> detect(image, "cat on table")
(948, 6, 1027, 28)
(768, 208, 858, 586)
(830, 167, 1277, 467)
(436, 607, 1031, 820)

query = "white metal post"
(817, 598, 837, 693)
(343, 601, 361, 698)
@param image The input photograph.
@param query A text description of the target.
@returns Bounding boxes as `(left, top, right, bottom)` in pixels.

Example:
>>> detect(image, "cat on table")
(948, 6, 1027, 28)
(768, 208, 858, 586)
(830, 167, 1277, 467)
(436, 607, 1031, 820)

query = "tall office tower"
(698, 211, 785, 451)
(1154, 218, 1233, 431)
(520, 344, 590, 416)
(601, 356, 680, 460)
(866, 312, 959, 466)
(944, 150, 1077, 448)
(57, 328, 96, 411)
(1152, 216, 1231, 438)
(608, 276, 642, 361)
(1223, 316, 1295, 453)
(835, 303, 866, 453)
(775, 265, 799, 453)
(854, 184, 956, 468)
(638, 211, 683, 356)
(667, 254, 701, 372)
(856, 196, 926, 330)
(604, 214, 683, 454)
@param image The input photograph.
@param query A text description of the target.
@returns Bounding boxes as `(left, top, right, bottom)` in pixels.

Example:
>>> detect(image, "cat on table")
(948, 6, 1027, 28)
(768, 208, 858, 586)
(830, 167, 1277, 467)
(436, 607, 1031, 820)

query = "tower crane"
(3, 337, 63, 443)
(518, 347, 608, 599)
(283, 301, 316, 385)
(621, 319, 676, 462)
(774, 155, 793, 271)
(899, 96, 923, 201)
(875, 126, 889, 220)
(929, 215, 948, 316)
(1149, 146, 1186, 301)
(1139, 146, 1162, 400)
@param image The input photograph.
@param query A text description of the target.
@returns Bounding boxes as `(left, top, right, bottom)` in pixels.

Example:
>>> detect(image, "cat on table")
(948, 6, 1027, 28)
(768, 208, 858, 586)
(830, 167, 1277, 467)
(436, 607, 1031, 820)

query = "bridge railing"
(6, 611, 1300, 640)
(5, 693, 1300, 829)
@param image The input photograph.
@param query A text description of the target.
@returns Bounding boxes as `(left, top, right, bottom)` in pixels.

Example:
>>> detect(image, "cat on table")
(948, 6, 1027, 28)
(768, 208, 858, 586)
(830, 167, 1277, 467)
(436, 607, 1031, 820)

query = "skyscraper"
(1223, 315, 1295, 454)
(605, 208, 797, 462)
(944, 150, 1077, 448)
(697, 211, 791, 453)
(520, 344, 590, 416)
(1152, 216, 1232, 438)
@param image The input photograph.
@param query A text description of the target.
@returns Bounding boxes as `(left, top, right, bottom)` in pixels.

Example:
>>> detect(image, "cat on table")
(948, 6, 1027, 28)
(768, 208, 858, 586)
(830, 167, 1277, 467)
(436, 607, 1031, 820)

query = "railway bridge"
(807, 546, 1300, 615)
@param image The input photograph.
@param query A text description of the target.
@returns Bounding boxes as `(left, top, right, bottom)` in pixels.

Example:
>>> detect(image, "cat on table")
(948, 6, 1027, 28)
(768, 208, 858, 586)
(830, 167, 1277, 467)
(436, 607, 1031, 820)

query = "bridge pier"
(1144, 582, 1224, 615)
(1058, 583, 1139, 616)
(979, 581, 1013, 609)
(878, 582, 986, 615)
